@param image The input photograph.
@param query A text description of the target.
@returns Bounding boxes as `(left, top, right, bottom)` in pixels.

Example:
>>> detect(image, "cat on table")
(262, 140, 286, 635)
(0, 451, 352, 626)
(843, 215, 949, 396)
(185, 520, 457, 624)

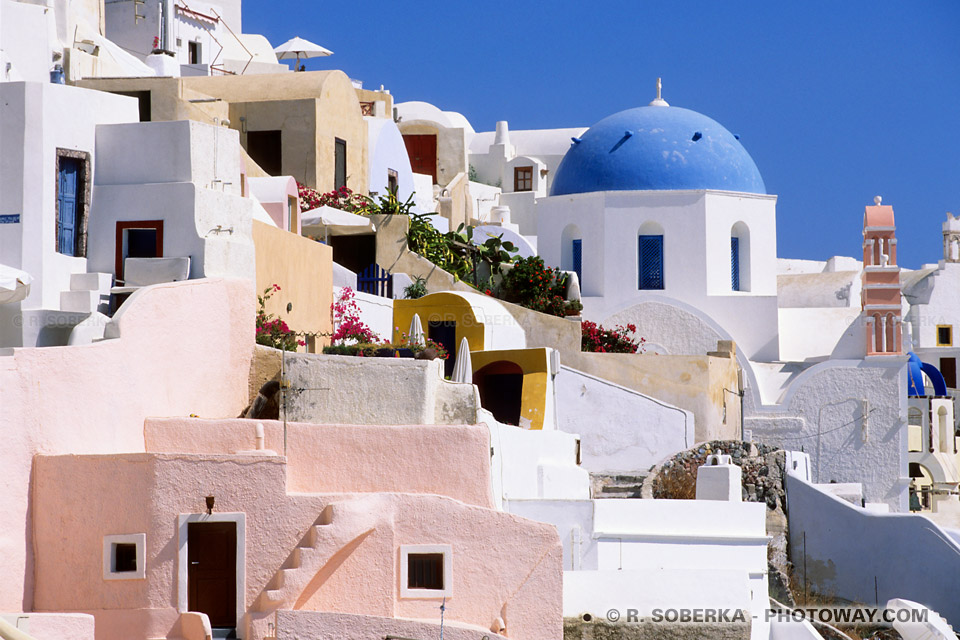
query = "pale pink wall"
(0, 278, 254, 612)
(144, 418, 495, 508)
(274, 611, 508, 640)
(33, 453, 562, 640)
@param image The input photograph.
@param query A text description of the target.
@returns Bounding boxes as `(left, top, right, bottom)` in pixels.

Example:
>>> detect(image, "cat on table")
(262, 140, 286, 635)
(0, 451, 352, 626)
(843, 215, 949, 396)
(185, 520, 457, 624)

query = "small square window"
(399, 544, 452, 598)
(938, 325, 953, 347)
(114, 543, 137, 572)
(103, 533, 146, 580)
(408, 553, 444, 590)
(514, 166, 533, 192)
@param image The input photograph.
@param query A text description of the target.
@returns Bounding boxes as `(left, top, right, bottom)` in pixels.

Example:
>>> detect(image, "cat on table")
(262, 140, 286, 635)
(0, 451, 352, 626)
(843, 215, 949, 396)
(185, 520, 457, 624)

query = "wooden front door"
(188, 522, 236, 630)
(57, 157, 80, 255)
(428, 320, 457, 378)
(403, 134, 438, 185)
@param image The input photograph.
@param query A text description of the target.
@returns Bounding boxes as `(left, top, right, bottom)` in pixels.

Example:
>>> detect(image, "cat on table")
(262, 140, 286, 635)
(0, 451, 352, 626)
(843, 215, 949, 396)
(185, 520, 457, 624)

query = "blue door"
(638, 235, 664, 290)
(57, 158, 80, 256)
(731, 237, 741, 291)
(572, 239, 582, 285)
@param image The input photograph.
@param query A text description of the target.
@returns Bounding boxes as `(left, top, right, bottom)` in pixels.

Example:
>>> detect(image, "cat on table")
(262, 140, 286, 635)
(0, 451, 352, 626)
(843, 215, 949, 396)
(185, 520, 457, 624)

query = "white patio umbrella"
(300, 205, 376, 242)
(0, 264, 32, 305)
(273, 36, 333, 70)
(451, 337, 473, 383)
(408, 313, 425, 347)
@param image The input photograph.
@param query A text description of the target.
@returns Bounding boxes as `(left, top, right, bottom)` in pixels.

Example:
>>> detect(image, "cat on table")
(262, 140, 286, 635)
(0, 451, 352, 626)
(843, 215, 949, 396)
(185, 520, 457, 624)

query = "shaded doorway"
(188, 521, 237, 635)
(428, 321, 457, 377)
(474, 361, 523, 426)
(246, 130, 282, 176)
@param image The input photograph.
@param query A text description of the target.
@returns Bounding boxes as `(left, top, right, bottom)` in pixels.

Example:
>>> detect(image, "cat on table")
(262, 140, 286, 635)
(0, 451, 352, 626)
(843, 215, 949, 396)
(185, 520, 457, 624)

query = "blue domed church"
(536, 83, 781, 362)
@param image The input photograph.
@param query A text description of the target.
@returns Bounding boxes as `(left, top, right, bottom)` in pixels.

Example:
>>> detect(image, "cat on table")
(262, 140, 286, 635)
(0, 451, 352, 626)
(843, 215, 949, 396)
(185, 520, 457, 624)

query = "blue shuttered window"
(731, 237, 740, 291)
(57, 157, 80, 256)
(638, 235, 664, 290)
(572, 239, 582, 285)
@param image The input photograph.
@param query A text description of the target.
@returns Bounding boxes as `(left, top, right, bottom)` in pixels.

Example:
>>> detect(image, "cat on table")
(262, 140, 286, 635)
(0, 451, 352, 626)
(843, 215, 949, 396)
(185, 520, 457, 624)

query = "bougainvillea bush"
(499, 256, 569, 317)
(298, 183, 372, 215)
(330, 287, 380, 345)
(256, 284, 305, 351)
(581, 320, 645, 353)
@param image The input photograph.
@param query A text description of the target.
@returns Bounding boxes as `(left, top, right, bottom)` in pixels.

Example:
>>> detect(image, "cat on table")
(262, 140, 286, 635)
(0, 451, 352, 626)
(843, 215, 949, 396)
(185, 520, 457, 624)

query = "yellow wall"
(253, 220, 332, 351)
(471, 348, 550, 430)
(394, 292, 485, 353)
(79, 71, 369, 194)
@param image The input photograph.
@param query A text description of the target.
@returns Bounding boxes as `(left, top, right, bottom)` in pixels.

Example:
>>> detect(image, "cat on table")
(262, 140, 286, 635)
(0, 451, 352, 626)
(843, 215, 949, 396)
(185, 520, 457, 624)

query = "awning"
(0, 265, 32, 305)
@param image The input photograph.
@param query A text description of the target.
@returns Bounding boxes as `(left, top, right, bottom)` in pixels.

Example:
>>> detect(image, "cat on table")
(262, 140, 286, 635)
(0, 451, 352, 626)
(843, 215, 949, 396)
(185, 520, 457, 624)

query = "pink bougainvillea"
(580, 320, 644, 354)
(331, 287, 380, 345)
(256, 284, 305, 351)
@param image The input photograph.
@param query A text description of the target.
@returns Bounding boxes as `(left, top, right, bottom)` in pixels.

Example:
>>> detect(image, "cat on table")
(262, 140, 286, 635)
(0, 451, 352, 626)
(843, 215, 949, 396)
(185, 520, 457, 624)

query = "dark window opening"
(514, 166, 533, 192)
(335, 138, 347, 190)
(330, 234, 376, 273)
(113, 543, 137, 573)
(937, 326, 953, 346)
(572, 238, 582, 285)
(188, 41, 201, 65)
(387, 169, 398, 196)
(941, 357, 956, 389)
(246, 130, 282, 176)
(408, 553, 444, 590)
(428, 321, 457, 377)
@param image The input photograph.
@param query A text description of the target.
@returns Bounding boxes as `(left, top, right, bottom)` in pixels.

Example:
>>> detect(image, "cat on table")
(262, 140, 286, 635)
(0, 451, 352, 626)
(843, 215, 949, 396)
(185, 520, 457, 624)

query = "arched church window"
(731, 222, 750, 292)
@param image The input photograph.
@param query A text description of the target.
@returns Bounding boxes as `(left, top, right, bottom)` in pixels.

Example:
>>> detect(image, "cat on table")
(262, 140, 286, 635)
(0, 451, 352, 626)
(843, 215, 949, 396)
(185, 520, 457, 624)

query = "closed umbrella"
(451, 337, 472, 383)
(0, 265, 32, 305)
(408, 313, 424, 347)
(273, 36, 333, 70)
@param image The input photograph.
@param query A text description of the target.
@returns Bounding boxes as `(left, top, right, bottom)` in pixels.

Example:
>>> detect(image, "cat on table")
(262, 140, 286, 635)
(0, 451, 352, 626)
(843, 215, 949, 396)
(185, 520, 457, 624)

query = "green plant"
(500, 256, 569, 317)
(564, 299, 583, 315)
(403, 275, 428, 299)
(256, 284, 305, 352)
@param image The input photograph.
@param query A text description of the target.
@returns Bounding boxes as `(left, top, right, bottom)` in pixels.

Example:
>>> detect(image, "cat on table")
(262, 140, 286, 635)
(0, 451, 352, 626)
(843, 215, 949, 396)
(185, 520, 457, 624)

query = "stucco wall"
(253, 220, 332, 346)
(745, 358, 908, 510)
(786, 472, 960, 626)
(366, 117, 415, 203)
(0, 278, 253, 611)
(144, 417, 494, 508)
(566, 351, 740, 444)
(556, 366, 694, 473)
(281, 353, 480, 425)
(33, 454, 561, 640)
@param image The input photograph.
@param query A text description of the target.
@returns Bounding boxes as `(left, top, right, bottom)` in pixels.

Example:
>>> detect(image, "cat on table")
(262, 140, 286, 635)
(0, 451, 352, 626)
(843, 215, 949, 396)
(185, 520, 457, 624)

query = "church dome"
(550, 103, 765, 196)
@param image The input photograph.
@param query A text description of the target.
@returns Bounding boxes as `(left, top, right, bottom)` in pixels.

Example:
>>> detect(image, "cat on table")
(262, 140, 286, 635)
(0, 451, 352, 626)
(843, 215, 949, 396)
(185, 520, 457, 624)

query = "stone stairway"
(591, 473, 648, 499)
(252, 496, 386, 614)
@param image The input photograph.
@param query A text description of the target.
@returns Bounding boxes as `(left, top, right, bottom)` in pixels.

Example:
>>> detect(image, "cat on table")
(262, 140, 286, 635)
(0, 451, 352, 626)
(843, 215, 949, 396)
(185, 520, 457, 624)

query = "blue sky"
(246, 1, 960, 269)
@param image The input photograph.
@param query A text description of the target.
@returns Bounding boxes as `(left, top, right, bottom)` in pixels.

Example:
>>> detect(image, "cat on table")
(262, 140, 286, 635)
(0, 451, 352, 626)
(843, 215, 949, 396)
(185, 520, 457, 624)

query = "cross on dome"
(649, 77, 670, 107)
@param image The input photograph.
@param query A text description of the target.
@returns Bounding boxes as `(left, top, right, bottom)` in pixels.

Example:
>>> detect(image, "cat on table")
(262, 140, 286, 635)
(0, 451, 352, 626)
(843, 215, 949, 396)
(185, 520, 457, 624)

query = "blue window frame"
(572, 238, 582, 285)
(57, 157, 80, 256)
(638, 235, 664, 290)
(731, 236, 740, 291)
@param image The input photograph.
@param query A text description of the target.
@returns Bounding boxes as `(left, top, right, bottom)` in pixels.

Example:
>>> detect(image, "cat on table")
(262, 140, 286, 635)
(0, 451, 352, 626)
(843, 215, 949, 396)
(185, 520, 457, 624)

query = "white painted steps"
(59, 272, 111, 314)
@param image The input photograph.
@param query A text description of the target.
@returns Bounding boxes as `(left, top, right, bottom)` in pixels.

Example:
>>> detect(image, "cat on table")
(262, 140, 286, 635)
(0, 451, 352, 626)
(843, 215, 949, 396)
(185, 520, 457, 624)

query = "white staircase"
(60, 272, 111, 314)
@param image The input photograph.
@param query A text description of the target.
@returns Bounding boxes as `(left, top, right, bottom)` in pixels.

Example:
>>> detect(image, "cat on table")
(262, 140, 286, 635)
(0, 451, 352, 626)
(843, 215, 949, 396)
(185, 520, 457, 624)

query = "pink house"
(1, 279, 562, 640)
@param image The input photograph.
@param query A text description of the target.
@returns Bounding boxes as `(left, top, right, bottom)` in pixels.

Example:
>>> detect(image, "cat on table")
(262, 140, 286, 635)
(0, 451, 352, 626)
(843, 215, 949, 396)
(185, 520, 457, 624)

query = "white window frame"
(399, 544, 452, 599)
(103, 533, 146, 580)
